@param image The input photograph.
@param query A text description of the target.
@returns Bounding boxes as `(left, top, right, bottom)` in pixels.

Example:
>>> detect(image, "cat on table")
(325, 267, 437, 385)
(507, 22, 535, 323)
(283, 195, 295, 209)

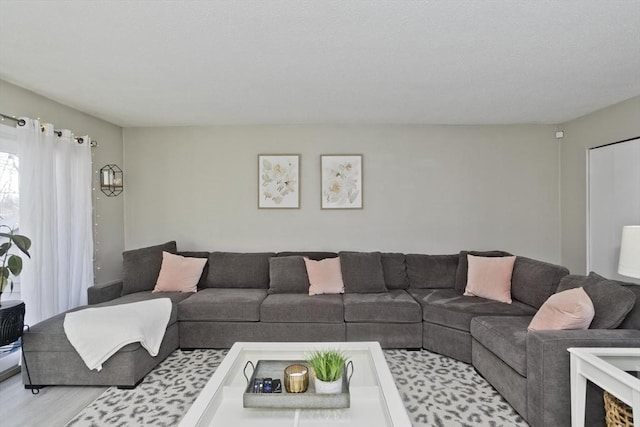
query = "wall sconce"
(100, 164, 123, 197)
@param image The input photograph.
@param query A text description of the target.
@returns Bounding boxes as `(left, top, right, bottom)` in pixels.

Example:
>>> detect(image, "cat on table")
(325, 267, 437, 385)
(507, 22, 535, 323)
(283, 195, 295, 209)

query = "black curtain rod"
(0, 113, 26, 126)
(0, 112, 97, 146)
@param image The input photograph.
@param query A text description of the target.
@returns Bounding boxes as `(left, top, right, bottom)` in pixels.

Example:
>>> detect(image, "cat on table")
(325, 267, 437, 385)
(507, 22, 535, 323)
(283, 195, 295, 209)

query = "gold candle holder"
(284, 364, 309, 393)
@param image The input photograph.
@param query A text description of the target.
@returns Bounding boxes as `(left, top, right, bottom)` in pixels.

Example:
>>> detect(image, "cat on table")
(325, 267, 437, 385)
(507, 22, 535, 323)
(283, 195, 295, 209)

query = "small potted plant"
(306, 349, 348, 394)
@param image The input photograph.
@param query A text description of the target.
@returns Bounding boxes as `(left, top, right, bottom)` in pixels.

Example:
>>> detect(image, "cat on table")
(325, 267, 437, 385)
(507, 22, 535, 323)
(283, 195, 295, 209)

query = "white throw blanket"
(63, 298, 172, 371)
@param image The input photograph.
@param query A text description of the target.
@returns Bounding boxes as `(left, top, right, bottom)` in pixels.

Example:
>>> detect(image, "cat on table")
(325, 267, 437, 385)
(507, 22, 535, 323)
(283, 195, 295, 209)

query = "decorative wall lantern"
(100, 164, 123, 197)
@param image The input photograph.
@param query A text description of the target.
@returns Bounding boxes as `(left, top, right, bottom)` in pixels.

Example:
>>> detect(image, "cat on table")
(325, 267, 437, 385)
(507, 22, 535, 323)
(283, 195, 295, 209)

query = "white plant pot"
(314, 376, 342, 394)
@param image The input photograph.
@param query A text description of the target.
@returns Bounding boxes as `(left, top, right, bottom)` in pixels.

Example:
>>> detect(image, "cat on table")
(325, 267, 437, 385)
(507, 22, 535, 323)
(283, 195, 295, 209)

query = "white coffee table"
(179, 341, 412, 427)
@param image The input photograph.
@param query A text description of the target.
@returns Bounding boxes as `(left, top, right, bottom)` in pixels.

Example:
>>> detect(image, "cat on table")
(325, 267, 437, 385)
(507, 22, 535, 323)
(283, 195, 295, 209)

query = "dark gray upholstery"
(471, 337, 528, 420)
(470, 316, 531, 376)
(339, 251, 387, 293)
(268, 256, 309, 294)
(525, 329, 640, 427)
(122, 241, 177, 295)
(346, 323, 422, 348)
(619, 285, 640, 329)
(23, 323, 179, 387)
(555, 272, 637, 329)
(423, 322, 473, 363)
(406, 254, 458, 289)
(178, 288, 267, 322)
(511, 257, 569, 308)
(205, 252, 275, 288)
(409, 288, 536, 331)
(380, 253, 408, 289)
(260, 294, 344, 323)
(277, 251, 337, 260)
(88, 281, 123, 304)
(585, 280, 636, 329)
(343, 290, 421, 323)
(454, 250, 512, 291)
(21, 291, 188, 387)
(180, 321, 345, 348)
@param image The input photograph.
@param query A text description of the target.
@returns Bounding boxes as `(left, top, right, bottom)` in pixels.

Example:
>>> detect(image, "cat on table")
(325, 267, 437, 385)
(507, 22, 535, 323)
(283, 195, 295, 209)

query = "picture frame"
(258, 154, 300, 209)
(321, 154, 363, 209)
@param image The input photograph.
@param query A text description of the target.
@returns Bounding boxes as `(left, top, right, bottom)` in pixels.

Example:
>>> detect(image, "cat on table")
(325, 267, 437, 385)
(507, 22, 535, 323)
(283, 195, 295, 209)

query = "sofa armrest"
(87, 281, 123, 305)
(526, 329, 640, 427)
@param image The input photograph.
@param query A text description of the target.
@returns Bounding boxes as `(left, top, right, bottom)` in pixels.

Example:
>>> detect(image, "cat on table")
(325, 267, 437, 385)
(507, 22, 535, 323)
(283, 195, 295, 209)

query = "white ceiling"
(0, 1, 639, 128)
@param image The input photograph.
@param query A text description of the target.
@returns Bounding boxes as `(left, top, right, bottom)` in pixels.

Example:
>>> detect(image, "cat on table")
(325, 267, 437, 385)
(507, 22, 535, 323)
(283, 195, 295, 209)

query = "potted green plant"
(0, 224, 31, 346)
(306, 349, 348, 394)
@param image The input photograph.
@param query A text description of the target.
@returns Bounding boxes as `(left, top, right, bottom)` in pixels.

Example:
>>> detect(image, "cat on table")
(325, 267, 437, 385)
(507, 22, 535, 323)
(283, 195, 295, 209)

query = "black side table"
(0, 300, 25, 346)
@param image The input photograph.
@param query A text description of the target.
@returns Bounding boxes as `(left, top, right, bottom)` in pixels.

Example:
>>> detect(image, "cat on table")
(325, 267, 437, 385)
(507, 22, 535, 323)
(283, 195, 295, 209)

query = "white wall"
(0, 79, 125, 285)
(124, 124, 561, 263)
(560, 96, 640, 274)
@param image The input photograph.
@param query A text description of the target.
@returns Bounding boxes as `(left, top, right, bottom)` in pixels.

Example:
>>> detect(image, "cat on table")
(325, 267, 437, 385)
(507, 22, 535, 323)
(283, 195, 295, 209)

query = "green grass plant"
(306, 349, 348, 382)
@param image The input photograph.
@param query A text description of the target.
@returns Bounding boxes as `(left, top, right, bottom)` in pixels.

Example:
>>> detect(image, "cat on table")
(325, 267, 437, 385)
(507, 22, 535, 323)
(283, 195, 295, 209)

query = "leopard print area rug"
(66, 348, 528, 427)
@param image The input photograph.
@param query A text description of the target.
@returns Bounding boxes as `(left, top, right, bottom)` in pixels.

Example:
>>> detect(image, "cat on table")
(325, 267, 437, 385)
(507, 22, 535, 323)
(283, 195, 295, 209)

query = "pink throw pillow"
(153, 251, 207, 293)
(303, 257, 345, 296)
(528, 287, 595, 331)
(463, 254, 516, 303)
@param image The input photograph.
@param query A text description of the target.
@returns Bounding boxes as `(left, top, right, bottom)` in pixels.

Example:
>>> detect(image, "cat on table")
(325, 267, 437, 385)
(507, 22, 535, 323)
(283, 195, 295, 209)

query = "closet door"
(587, 137, 640, 283)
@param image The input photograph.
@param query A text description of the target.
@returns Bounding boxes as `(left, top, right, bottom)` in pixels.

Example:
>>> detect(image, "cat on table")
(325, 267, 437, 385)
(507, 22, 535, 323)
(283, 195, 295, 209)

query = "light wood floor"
(0, 370, 106, 427)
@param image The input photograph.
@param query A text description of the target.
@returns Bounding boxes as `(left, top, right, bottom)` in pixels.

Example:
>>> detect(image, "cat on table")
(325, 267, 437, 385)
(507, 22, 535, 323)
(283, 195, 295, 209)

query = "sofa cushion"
(409, 288, 537, 332)
(380, 253, 408, 289)
(583, 277, 635, 329)
(122, 241, 177, 295)
(268, 256, 309, 294)
(304, 257, 345, 295)
(463, 255, 516, 303)
(454, 250, 512, 292)
(619, 285, 640, 329)
(528, 287, 595, 331)
(178, 288, 267, 322)
(556, 272, 637, 329)
(339, 252, 387, 293)
(471, 316, 531, 376)
(205, 252, 275, 289)
(406, 254, 458, 289)
(511, 257, 569, 308)
(153, 252, 207, 293)
(343, 290, 421, 323)
(277, 251, 337, 260)
(260, 294, 344, 323)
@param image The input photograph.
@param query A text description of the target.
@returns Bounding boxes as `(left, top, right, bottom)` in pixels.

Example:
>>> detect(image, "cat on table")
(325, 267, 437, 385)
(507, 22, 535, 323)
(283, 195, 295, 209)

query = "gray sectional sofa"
(21, 241, 640, 427)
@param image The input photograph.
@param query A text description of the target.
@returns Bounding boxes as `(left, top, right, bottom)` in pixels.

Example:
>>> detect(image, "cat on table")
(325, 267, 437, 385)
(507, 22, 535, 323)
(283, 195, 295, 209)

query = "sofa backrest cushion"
(407, 254, 458, 289)
(205, 252, 275, 289)
(381, 252, 408, 289)
(556, 272, 637, 329)
(277, 251, 337, 260)
(511, 256, 569, 308)
(339, 252, 387, 293)
(177, 251, 209, 289)
(268, 256, 309, 294)
(454, 250, 511, 291)
(618, 285, 640, 329)
(122, 241, 177, 296)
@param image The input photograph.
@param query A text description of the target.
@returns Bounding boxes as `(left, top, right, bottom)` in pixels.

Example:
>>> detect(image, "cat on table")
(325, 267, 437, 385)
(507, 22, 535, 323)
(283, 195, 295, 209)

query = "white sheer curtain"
(18, 119, 94, 325)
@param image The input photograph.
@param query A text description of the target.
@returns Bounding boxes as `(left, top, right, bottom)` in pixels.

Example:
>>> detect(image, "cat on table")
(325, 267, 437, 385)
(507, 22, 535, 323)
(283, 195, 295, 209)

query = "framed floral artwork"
(258, 154, 300, 209)
(321, 154, 363, 209)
